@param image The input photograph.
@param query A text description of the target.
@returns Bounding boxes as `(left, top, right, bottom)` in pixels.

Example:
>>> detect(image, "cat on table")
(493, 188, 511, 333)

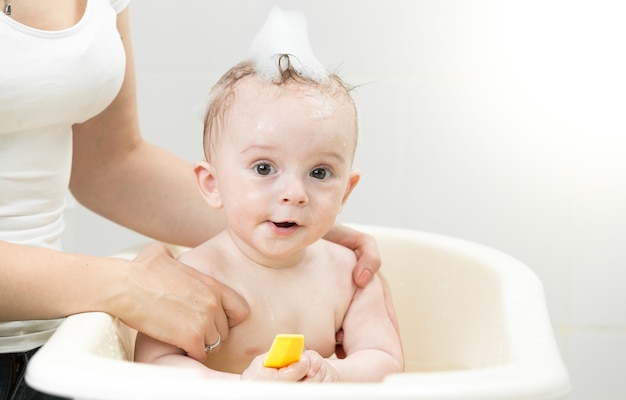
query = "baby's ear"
(341, 169, 361, 206)
(194, 160, 223, 209)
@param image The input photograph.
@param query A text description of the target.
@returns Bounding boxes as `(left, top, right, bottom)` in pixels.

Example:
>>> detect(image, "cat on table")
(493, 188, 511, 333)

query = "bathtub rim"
(25, 224, 571, 399)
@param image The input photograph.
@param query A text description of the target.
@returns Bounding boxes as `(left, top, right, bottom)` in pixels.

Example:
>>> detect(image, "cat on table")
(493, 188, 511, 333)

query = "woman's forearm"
(69, 8, 225, 248)
(70, 140, 226, 247)
(0, 240, 249, 361)
(0, 240, 128, 321)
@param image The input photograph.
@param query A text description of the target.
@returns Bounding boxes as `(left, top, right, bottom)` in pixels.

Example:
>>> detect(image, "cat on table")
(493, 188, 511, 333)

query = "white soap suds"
(196, 7, 331, 122)
(247, 7, 329, 83)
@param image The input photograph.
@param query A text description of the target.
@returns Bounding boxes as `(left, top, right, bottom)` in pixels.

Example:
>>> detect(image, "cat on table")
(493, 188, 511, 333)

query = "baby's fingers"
(301, 350, 325, 382)
(277, 356, 310, 381)
(243, 353, 311, 381)
(301, 351, 340, 382)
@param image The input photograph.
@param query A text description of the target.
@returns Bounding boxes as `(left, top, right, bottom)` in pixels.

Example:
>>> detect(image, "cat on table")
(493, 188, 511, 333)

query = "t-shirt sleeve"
(109, 0, 130, 14)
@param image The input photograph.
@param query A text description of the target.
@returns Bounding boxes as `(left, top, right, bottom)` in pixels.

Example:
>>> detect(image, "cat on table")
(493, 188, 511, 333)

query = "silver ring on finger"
(205, 332, 221, 352)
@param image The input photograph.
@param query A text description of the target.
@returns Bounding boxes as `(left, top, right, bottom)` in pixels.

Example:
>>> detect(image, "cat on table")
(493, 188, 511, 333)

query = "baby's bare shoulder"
(316, 239, 358, 272)
(176, 236, 227, 275)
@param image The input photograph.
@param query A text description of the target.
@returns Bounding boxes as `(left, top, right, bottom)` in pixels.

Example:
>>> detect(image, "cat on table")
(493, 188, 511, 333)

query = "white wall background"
(62, 0, 626, 398)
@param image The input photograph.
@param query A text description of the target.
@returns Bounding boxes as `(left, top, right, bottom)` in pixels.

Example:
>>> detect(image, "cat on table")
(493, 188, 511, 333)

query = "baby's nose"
(280, 177, 308, 205)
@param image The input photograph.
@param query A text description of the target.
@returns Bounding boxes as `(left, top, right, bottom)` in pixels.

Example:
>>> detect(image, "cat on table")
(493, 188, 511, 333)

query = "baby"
(134, 9, 403, 382)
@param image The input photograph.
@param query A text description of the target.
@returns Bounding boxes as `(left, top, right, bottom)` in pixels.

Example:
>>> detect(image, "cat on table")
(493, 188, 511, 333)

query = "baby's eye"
(310, 167, 331, 180)
(254, 163, 274, 176)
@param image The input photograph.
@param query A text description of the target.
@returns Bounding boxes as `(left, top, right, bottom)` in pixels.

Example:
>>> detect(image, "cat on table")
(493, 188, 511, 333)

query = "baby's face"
(211, 77, 359, 266)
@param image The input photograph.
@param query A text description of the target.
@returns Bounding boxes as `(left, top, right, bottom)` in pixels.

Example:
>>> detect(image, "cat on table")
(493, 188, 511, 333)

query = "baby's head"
(202, 56, 358, 163)
(195, 57, 361, 264)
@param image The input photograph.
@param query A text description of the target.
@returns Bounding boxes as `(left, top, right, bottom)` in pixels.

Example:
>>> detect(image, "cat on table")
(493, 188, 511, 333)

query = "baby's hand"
(300, 350, 340, 383)
(241, 352, 310, 381)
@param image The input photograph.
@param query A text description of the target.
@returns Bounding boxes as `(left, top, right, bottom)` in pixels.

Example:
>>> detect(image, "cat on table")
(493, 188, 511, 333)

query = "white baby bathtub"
(26, 225, 570, 399)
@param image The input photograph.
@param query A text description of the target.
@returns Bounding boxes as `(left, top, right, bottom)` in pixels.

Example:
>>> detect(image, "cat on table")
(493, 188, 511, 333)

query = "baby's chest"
(233, 318, 337, 360)
(205, 264, 355, 372)
(244, 294, 342, 351)
(238, 284, 350, 350)
(205, 302, 340, 373)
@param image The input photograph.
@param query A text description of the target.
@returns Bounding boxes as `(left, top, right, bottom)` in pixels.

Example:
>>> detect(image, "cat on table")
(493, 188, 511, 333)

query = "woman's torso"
(0, 0, 128, 352)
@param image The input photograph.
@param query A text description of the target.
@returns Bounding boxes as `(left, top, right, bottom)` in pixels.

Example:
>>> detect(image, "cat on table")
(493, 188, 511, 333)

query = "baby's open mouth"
(272, 221, 298, 228)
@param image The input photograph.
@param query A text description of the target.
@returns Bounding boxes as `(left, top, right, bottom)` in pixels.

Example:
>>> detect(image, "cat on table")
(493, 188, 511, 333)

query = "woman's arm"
(70, 8, 225, 247)
(0, 241, 248, 362)
(60, 8, 250, 361)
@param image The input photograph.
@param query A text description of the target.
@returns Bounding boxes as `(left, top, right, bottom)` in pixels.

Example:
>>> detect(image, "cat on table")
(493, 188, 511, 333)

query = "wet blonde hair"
(202, 55, 357, 162)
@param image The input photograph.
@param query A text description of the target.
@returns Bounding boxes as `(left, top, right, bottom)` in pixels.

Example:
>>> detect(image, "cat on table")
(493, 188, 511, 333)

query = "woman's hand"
(118, 243, 249, 362)
(324, 224, 381, 287)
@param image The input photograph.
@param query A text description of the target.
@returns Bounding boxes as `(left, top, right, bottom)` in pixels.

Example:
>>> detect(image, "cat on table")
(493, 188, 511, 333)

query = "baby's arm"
(135, 332, 312, 381)
(307, 273, 404, 382)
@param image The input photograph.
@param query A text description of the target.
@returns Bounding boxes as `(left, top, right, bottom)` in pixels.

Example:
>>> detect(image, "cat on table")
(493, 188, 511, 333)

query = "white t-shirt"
(0, 0, 130, 352)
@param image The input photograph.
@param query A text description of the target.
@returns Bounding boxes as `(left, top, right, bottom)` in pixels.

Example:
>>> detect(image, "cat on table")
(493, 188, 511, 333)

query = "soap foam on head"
(247, 7, 329, 84)
(196, 7, 334, 123)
